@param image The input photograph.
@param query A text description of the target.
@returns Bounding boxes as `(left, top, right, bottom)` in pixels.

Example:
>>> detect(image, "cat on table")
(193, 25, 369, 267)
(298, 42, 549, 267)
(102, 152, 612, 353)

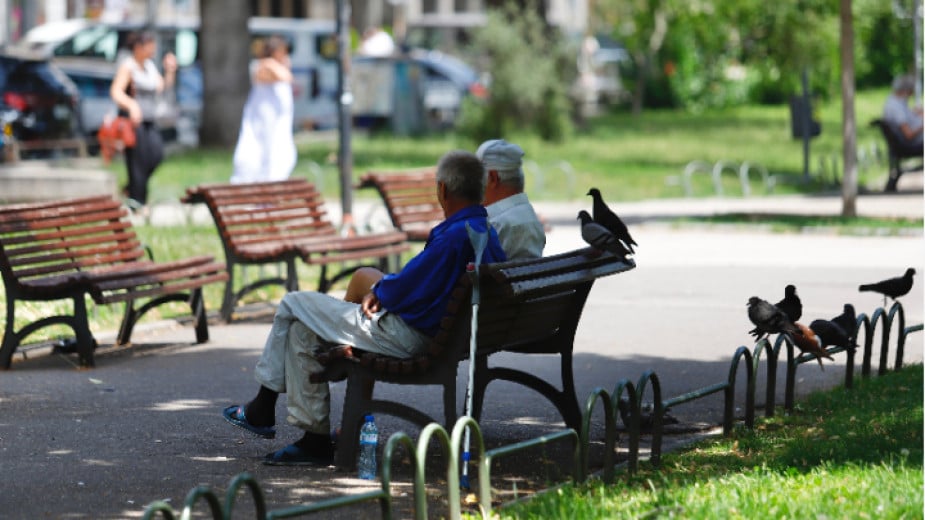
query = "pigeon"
(793, 322, 834, 370)
(587, 188, 637, 253)
(775, 284, 802, 323)
(809, 319, 855, 350)
(747, 296, 801, 342)
(859, 268, 916, 305)
(830, 304, 857, 343)
(578, 210, 631, 258)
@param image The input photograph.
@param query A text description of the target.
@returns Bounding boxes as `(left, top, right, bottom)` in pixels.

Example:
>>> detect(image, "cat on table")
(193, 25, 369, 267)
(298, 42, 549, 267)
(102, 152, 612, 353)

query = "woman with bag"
(110, 30, 177, 210)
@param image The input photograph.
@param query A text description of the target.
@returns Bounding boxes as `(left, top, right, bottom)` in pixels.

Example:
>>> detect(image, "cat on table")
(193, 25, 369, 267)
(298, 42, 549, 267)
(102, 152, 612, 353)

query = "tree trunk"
(199, 0, 250, 148)
(840, 0, 857, 217)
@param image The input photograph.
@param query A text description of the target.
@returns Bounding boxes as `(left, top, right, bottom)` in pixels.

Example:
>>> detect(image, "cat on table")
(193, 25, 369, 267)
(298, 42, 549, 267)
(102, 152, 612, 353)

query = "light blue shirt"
(374, 205, 506, 336)
(486, 192, 545, 260)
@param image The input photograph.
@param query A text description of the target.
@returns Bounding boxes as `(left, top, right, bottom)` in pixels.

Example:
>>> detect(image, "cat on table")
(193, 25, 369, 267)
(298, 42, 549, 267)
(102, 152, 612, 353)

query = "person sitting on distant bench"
(883, 74, 923, 153)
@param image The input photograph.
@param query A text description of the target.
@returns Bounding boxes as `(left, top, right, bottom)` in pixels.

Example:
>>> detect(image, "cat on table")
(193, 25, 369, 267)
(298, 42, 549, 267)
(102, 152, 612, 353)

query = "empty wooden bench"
(311, 247, 635, 470)
(182, 179, 411, 321)
(356, 169, 440, 241)
(0, 195, 228, 368)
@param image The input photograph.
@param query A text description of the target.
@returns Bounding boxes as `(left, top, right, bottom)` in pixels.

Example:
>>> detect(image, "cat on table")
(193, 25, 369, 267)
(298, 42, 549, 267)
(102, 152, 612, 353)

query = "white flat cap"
(476, 139, 524, 171)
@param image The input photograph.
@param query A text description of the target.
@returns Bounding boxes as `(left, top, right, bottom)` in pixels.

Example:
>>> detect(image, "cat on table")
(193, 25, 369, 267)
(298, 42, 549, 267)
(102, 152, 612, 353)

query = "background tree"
(457, 1, 574, 142)
(199, 0, 251, 147)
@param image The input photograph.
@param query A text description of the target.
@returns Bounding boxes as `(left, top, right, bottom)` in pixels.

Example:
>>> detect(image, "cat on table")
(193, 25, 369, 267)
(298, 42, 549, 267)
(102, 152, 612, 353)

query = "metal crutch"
(461, 222, 488, 490)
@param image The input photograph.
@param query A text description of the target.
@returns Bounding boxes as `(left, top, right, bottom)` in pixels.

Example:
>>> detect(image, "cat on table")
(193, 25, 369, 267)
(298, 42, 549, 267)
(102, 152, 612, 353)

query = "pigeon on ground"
(587, 188, 637, 253)
(747, 296, 801, 342)
(830, 304, 857, 343)
(859, 268, 916, 305)
(793, 322, 834, 370)
(775, 284, 802, 323)
(578, 210, 631, 258)
(809, 319, 855, 350)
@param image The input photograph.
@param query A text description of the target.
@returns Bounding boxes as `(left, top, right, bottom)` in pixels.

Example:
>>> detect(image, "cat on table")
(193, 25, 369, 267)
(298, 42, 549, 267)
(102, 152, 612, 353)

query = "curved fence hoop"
(224, 473, 267, 520)
(414, 423, 454, 520)
(450, 416, 485, 517)
(612, 380, 640, 473)
(141, 502, 177, 520)
(180, 485, 223, 520)
(727, 346, 756, 432)
(751, 338, 779, 416)
(580, 387, 616, 482)
(636, 370, 665, 466)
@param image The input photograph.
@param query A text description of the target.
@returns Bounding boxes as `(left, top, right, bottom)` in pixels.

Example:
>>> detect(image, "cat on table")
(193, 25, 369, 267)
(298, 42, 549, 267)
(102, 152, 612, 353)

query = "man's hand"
(361, 292, 382, 318)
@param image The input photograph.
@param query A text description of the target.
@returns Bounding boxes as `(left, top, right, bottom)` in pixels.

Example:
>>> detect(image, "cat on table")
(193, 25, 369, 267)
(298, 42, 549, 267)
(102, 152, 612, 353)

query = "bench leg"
(73, 296, 96, 368)
(285, 259, 299, 292)
(220, 264, 236, 322)
(0, 298, 19, 369)
(116, 299, 137, 346)
(335, 371, 369, 471)
(189, 287, 209, 343)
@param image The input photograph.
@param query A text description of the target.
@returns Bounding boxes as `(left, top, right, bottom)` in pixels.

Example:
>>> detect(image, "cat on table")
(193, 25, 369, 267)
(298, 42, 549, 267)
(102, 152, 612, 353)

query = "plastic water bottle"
(357, 414, 378, 480)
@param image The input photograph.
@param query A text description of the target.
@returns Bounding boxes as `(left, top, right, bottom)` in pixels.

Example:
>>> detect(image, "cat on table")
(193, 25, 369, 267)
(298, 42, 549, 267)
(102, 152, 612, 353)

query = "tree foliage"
(456, 1, 574, 143)
(593, 0, 912, 111)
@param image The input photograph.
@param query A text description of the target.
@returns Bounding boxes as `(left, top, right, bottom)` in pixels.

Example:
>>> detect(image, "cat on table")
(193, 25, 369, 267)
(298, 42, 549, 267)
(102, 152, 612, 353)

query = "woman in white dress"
(231, 36, 297, 184)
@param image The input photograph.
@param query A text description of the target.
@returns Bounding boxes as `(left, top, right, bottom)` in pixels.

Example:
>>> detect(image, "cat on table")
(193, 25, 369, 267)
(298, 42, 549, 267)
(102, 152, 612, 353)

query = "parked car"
(12, 17, 340, 134)
(0, 49, 81, 144)
(351, 49, 487, 131)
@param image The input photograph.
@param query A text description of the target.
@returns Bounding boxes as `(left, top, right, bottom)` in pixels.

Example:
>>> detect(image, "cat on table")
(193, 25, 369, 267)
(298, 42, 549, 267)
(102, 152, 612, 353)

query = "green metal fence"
(144, 301, 921, 519)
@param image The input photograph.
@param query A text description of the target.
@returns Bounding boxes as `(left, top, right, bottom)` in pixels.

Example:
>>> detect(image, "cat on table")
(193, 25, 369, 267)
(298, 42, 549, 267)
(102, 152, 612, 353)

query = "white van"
(14, 17, 339, 134)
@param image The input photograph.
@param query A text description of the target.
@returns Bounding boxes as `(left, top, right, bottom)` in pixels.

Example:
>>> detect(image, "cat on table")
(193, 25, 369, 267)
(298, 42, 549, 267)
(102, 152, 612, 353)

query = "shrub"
(456, 1, 574, 143)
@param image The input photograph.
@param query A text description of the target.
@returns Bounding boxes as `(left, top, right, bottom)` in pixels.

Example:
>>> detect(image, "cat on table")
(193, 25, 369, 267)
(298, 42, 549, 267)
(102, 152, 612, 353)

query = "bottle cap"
(365, 414, 374, 422)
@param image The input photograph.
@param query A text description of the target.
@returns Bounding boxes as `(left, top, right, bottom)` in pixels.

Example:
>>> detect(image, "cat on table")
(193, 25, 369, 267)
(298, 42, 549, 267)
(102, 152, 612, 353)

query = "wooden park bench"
(356, 168, 440, 242)
(310, 247, 635, 470)
(182, 179, 410, 321)
(870, 118, 923, 191)
(0, 195, 228, 368)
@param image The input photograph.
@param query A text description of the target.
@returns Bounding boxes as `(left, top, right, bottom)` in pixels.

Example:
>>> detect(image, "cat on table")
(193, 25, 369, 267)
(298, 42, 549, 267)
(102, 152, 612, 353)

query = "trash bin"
(789, 95, 821, 139)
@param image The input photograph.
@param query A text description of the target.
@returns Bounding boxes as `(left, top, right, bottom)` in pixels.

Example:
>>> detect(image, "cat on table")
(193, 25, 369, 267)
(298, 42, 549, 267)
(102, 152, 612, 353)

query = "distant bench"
(182, 179, 411, 321)
(356, 169, 440, 242)
(0, 195, 228, 368)
(310, 247, 635, 470)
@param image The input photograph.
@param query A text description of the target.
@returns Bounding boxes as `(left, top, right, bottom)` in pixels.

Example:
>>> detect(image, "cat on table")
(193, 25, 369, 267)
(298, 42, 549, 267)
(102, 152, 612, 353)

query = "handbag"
(97, 115, 137, 164)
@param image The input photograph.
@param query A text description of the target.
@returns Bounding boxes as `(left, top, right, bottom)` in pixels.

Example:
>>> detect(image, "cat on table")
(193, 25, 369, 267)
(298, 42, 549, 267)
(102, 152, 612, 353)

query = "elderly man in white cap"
(477, 139, 546, 260)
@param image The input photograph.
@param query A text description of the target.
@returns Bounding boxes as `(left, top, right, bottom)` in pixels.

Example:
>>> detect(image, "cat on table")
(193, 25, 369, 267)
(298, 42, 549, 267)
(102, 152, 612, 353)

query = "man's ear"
(487, 170, 500, 185)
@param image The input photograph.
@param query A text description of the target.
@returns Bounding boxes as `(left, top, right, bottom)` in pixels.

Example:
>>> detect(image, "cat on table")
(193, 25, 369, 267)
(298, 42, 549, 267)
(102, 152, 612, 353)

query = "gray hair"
(495, 166, 525, 191)
(892, 74, 916, 93)
(436, 150, 486, 204)
(476, 139, 525, 191)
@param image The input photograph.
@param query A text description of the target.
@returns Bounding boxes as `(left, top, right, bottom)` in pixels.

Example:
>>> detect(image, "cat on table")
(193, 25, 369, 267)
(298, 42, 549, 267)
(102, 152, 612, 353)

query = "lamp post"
(336, 0, 354, 232)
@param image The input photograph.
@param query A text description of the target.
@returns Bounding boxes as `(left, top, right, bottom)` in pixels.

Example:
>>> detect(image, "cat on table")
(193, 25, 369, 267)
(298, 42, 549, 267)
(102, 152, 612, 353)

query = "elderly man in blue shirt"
(222, 150, 506, 466)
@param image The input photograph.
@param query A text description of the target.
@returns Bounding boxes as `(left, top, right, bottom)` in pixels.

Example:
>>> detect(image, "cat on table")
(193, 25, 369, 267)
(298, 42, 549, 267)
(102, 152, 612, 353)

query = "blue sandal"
(263, 443, 334, 466)
(222, 405, 276, 439)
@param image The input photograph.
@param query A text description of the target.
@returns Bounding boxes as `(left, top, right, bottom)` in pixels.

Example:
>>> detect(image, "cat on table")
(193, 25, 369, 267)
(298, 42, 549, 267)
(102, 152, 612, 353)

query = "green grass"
(131, 88, 895, 206)
(498, 364, 924, 519)
(673, 213, 923, 235)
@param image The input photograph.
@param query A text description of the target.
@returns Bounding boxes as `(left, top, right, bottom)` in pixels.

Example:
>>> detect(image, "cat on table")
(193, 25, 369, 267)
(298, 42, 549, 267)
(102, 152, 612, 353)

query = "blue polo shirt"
(374, 204, 506, 336)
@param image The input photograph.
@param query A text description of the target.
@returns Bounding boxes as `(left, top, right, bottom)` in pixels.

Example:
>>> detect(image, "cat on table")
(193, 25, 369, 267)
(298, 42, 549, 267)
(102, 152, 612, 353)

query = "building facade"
(2, 0, 587, 45)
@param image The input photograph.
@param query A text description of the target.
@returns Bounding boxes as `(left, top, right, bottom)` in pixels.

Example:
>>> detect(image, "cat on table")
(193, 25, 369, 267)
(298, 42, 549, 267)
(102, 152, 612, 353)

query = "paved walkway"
(1, 185, 923, 519)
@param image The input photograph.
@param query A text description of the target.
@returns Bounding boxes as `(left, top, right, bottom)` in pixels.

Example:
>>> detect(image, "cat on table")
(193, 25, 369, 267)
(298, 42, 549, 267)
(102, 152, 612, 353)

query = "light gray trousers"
(254, 291, 430, 434)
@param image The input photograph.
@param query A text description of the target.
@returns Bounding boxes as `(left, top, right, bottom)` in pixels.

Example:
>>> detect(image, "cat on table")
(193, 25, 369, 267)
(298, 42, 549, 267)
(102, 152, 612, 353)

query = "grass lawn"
(123, 88, 895, 206)
(496, 364, 923, 519)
